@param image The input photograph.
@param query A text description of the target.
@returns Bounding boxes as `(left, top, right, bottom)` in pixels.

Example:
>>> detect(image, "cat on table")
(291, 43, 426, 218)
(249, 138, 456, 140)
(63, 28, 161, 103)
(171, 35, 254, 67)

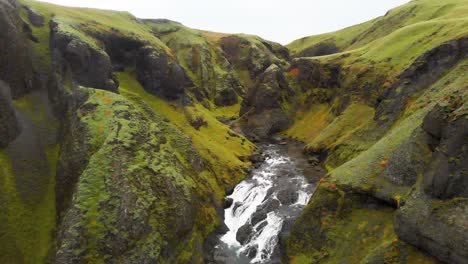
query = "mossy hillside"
(145, 20, 244, 106)
(287, 0, 468, 108)
(117, 70, 255, 200)
(287, 182, 439, 264)
(218, 33, 290, 88)
(56, 86, 214, 262)
(329, 59, 467, 199)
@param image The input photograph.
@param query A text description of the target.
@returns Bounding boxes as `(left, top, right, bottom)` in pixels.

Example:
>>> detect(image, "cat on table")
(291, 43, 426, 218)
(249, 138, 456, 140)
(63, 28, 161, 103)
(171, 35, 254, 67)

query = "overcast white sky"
(38, 0, 411, 44)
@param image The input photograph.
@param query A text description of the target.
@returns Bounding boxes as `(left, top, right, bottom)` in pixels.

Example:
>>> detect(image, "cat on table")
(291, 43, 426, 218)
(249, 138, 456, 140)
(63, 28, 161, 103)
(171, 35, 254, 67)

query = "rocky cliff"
(0, 0, 466, 263)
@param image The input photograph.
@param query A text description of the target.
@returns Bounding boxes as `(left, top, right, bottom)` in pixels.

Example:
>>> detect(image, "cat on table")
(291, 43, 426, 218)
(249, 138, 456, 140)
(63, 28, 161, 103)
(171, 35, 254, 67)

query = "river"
(208, 140, 323, 263)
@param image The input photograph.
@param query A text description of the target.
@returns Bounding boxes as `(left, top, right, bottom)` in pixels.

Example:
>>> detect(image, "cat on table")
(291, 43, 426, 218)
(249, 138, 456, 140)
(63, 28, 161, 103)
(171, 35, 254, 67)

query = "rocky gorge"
(0, 0, 467, 263)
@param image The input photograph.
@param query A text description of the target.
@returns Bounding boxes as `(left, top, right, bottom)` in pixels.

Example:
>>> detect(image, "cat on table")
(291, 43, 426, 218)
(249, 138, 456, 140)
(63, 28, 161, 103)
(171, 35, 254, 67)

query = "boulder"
(236, 224, 253, 245)
(276, 189, 299, 206)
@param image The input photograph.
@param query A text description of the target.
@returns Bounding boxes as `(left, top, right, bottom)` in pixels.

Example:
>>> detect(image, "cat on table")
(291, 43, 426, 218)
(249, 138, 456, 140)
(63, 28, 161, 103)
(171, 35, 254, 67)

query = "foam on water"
(218, 144, 315, 263)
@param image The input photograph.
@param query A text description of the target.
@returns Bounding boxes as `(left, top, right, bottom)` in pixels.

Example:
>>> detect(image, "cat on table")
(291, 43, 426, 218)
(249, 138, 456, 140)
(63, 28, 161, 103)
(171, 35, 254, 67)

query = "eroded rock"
(0, 80, 20, 147)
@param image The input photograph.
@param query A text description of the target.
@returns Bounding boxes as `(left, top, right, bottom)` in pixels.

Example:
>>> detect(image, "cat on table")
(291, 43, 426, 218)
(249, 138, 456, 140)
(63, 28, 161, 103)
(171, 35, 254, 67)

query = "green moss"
(287, 183, 398, 264)
(0, 145, 58, 264)
(117, 70, 254, 193)
(22, 0, 170, 53)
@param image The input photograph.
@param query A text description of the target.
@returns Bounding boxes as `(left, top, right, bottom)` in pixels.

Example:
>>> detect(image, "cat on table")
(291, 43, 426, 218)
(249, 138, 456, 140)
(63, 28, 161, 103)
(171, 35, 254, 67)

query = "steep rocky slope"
(284, 0, 468, 263)
(0, 0, 466, 263)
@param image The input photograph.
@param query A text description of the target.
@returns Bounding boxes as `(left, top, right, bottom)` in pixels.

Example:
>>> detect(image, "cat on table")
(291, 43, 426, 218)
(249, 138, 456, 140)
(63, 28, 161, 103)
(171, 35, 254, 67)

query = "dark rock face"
(0, 80, 20, 147)
(298, 41, 340, 57)
(395, 191, 468, 264)
(381, 128, 432, 186)
(25, 6, 44, 27)
(240, 64, 292, 140)
(292, 58, 341, 90)
(422, 106, 468, 199)
(376, 38, 468, 126)
(0, 0, 37, 97)
(395, 105, 468, 264)
(219, 35, 290, 81)
(49, 20, 119, 93)
(136, 46, 192, 100)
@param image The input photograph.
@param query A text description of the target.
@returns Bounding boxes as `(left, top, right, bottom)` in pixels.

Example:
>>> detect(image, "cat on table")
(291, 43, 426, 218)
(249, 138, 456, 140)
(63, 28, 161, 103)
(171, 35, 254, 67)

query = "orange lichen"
(103, 97, 113, 104)
(290, 68, 299, 75)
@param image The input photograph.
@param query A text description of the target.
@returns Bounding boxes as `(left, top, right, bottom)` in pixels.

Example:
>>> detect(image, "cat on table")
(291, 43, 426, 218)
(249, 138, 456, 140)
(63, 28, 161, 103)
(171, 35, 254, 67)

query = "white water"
(219, 144, 315, 263)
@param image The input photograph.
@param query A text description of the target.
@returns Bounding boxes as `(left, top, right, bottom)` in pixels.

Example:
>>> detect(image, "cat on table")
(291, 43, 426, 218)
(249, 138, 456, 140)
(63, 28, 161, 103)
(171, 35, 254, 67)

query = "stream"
(209, 141, 323, 263)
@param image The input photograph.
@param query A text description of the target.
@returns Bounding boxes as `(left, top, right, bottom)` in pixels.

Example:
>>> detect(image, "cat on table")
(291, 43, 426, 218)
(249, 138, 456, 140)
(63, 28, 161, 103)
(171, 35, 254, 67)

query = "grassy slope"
(288, 0, 468, 56)
(287, 0, 468, 89)
(117, 70, 255, 201)
(285, 0, 468, 262)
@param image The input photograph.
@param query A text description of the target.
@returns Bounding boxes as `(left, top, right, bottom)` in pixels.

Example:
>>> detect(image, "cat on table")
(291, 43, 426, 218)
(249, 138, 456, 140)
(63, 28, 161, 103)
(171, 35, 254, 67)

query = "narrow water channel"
(210, 141, 323, 263)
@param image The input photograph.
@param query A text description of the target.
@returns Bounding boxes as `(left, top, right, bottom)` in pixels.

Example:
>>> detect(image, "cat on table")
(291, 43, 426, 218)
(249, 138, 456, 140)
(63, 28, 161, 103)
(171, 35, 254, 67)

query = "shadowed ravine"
(210, 141, 324, 263)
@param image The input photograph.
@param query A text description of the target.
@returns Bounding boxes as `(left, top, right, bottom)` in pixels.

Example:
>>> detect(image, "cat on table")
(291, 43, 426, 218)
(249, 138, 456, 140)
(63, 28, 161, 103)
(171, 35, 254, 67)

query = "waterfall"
(216, 143, 316, 263)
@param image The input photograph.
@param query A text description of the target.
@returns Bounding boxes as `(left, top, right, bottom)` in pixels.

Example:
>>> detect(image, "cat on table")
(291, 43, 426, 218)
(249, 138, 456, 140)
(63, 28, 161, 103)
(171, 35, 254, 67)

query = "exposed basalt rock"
(376, 38, 468, 126)
(276, 189, 299, 206)
(291, 58, 341, 91)
(395, 191, 468, 264)
(298, 40, 340, 57)
(136, 46, 192, 100)
(219, 35, 290, 82)
(236, 224, 253, 245)
(49, 20, 119, 93)
(395, 105, 468, 264)
(98, 35, 144, 71)
(0, 0, 37, 97)
(422, 105, 468, 199)
(0, 80, 20, 148)
(24, 6, 44, 27)
(240, 64, 292, 139)
(145, 20, 243, 106)
(381, 128, 432, 186)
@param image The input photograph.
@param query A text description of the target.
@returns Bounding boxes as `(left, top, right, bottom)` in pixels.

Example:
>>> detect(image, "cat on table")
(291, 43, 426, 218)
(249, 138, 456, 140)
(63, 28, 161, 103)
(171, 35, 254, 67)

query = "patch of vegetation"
(0, 91, 59, 263)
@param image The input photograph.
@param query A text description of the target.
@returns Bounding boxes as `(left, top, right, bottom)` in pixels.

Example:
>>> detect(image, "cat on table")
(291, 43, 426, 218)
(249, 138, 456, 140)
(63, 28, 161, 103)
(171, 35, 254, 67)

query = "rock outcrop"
(50, 20, 119, 93)
(0, 80, 20, 147)
(0, 0, 37, 97)
(240, 64, 292, 140)
(136, 46, 192, 100)
(395, 105, 468, 264)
